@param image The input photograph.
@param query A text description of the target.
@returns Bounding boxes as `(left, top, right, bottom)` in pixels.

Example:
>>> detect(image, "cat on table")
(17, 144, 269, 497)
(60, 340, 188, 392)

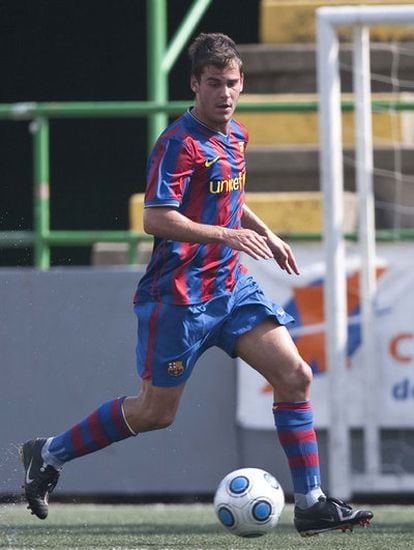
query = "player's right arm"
(143, 206, 274, 261)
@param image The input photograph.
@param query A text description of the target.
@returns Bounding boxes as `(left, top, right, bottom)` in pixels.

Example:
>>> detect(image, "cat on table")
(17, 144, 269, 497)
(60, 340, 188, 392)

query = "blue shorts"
(133, 274, 294, 387)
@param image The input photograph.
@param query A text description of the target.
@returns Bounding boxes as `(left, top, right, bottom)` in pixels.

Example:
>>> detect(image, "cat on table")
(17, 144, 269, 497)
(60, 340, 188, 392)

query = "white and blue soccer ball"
(214, 467, 285, 538)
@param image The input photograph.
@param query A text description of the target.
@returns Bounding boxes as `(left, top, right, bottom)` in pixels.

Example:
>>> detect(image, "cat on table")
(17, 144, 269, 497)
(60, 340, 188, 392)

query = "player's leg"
(234, 319, 323, 503)
(20, 299, 203, 519)
(234, 318, 373, 535)
(123, 379, 186, 433)
(44, 378, 186, 465)
(216, 275, 323, 509)
(20, 380, 186, 519)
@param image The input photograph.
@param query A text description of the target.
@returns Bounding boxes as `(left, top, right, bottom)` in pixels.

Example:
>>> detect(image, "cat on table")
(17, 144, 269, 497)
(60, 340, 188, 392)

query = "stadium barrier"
(2, 97, 414, 270)
(0, 268, 294, 498)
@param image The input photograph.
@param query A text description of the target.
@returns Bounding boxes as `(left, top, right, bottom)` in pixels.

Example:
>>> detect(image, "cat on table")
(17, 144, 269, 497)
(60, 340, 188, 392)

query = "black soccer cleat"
(294, 496, 373, 537)
(19, 438, 60, 520)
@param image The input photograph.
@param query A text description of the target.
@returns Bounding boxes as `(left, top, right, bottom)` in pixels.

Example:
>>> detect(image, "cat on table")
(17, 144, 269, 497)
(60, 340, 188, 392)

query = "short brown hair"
(188, 33, 243, 79)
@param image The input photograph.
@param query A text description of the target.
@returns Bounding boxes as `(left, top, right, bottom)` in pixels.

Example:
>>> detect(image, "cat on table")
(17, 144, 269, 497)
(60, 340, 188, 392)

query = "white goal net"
(316, 4, 414, 499)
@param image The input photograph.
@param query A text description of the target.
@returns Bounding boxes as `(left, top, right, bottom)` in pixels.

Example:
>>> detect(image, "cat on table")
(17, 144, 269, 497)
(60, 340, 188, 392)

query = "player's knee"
(152, 410, 176, 430)
(278, 357, 312, 400)
(126, 397, 177, 432)
(294, 359, 313, 392)
(141, 408, 176, 431)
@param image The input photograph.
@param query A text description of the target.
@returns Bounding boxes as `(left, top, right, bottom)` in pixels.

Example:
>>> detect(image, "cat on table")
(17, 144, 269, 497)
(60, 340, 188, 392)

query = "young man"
(20, 32, 373, 536)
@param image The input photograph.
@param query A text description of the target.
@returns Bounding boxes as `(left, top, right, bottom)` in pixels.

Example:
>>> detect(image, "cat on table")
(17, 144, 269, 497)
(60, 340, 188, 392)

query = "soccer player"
(20, 32, 373, 536)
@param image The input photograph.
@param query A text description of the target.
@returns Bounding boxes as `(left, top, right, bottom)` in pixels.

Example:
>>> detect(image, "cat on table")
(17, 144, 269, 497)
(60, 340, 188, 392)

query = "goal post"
(316, 5, 414, 499)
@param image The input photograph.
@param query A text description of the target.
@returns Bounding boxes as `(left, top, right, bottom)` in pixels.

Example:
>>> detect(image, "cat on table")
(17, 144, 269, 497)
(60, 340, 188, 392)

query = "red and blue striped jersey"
(135, 109, 249, 305)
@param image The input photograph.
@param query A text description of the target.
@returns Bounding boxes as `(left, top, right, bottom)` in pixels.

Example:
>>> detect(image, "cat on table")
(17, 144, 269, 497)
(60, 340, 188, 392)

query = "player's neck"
(190, 107, 229, 136)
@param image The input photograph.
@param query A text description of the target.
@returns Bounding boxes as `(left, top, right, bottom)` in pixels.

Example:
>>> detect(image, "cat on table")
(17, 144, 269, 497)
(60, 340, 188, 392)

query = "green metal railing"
(1, 0, 414, 269)
(2, 96, 414, 269)
(0, 0, 213, 270)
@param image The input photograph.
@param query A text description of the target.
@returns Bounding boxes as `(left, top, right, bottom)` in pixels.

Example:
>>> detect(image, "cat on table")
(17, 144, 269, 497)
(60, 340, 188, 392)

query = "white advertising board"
(237, 242, 414, 429)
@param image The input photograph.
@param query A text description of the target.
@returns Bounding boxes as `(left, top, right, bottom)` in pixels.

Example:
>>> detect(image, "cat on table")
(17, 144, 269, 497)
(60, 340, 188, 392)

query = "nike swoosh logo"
(26, 458, 35, 484)
(204, 156, 220, 167)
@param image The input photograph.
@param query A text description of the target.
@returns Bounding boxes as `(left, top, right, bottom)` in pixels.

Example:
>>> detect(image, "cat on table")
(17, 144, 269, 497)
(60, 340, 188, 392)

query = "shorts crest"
(167, 360, 184, 377)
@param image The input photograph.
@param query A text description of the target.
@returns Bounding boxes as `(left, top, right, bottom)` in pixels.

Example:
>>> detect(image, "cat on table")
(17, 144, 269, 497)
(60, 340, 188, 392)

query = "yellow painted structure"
(129, 194, 145, 233)
(260, 0, 414, 43)
(130, 191, 357, 234)
(237, 94, 407, 146)
(245, 191, 326, 233)
(244, 191, 356, 233)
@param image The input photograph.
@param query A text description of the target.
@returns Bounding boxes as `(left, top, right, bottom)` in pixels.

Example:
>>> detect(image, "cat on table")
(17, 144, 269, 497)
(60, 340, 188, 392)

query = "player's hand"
(223, 228, 274, 260)
(267, 234, 300, 275)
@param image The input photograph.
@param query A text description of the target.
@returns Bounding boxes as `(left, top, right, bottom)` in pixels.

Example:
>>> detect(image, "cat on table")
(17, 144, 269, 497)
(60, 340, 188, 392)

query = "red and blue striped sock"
(273, 401, 322, 499)
(46, 396, 135, 464)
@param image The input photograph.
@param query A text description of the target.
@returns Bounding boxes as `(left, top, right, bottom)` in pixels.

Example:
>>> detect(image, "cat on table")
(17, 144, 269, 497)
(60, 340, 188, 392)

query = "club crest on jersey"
(167, 360, 184, 377)
(239, 141, 245, 153)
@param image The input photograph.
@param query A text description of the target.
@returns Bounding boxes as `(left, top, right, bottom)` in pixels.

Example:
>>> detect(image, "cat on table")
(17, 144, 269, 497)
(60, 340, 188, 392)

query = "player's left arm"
(241, 204, 300, 275)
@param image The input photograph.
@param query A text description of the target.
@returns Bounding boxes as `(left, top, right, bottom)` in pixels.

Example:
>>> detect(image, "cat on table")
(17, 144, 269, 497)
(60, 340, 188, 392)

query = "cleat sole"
(299, 521, 369, 537)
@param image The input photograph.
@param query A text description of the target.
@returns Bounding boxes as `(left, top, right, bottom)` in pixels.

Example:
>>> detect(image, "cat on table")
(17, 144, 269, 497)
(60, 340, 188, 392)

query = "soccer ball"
(214, 467, 285, 538)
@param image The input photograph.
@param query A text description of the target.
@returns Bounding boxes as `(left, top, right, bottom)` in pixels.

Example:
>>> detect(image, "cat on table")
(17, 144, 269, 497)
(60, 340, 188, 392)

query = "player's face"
(190, 61, 244, 134)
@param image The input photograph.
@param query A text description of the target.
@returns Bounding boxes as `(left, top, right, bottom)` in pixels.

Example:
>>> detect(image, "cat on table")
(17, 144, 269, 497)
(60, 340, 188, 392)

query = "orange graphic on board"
(261, 267, 387, 394)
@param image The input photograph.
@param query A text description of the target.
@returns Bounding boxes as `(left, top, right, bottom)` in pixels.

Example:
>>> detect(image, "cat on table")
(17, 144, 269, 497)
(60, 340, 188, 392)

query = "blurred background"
(1, 0, 414, 503)
(0, 0, 259, 266)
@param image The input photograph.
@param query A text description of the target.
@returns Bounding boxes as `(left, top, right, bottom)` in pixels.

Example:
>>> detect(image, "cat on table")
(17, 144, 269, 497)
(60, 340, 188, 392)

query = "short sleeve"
(145, 137, 194, 208)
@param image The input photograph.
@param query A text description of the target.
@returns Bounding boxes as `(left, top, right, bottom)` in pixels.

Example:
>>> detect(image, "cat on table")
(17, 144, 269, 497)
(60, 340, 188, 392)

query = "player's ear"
(190, 74, 199, 94)
(240, 72, 244, 93)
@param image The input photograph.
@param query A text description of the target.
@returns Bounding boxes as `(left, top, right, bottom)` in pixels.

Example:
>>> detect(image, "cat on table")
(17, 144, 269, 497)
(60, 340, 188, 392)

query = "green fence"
(2, 97, 414, 269)
(1, 0, 414, 269)
(1, 0, 214, 270)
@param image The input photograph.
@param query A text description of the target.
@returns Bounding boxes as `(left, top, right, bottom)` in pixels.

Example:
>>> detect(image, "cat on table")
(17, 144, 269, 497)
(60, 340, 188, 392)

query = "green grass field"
(1, 502, 413, 549)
